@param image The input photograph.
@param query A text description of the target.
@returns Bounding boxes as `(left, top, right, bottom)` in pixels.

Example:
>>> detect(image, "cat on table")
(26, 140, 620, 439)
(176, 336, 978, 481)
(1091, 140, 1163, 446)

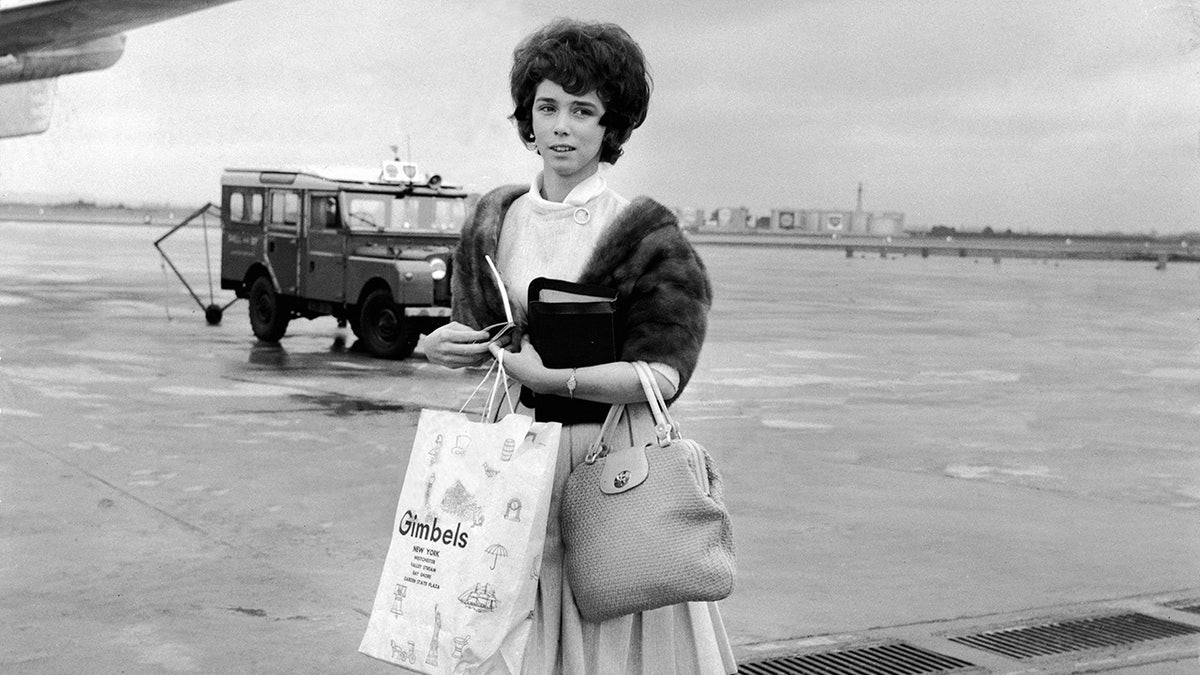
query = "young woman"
(423, 18, 736, 674)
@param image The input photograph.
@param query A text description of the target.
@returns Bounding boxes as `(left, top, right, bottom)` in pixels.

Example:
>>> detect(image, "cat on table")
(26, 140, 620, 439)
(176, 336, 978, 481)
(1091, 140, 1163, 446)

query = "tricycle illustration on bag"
(219, 163, 474, 359)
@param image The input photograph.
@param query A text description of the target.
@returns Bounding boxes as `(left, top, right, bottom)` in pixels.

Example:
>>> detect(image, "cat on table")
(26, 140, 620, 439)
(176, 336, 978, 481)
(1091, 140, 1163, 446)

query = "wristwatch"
(566, 369, 577, 399)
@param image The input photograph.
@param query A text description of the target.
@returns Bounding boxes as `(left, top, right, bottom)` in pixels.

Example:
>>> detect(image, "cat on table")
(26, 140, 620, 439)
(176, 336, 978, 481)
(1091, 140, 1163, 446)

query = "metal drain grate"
(1165, 600, 1200, 616)
(738, 642, 976, 674)
(948, 612, 1200, 660)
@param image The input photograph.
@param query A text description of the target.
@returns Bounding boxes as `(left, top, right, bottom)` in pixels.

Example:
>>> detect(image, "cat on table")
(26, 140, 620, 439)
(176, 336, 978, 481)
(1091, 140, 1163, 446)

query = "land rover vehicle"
(220, 163, 472, 359)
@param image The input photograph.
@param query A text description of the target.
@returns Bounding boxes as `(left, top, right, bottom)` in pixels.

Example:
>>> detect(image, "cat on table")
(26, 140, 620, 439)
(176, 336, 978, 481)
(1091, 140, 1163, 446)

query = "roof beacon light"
(380, 161, 402, 183)
(380, 161, 422, 184)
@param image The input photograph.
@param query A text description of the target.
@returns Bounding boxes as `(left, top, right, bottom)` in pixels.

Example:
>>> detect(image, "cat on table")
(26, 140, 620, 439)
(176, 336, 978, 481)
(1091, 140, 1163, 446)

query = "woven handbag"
(560, 361, 735, 622)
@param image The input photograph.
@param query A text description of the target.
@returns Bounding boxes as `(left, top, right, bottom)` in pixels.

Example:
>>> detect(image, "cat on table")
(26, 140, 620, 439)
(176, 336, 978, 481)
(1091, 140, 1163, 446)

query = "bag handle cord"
(458, 351, 517, 423)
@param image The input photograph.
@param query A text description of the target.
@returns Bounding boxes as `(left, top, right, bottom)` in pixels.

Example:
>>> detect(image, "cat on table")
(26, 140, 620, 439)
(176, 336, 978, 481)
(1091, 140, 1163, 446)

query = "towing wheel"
(358, 288, 418, 359)
(248, 276, 290, 342)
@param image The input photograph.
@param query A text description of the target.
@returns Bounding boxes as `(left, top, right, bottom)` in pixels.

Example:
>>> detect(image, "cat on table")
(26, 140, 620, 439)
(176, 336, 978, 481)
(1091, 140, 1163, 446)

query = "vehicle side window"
(226, 189, 264, 224)
(229, 192, 245, 221)
(249, 193, 263, 222)
(434, 198, 466, 232)
(391, 196, 419, 230)
(346, 196, 387, 231)
(391, 196, 465, 231)
(269, 191, 300, 231)
(310, 195, 339, 230)
(285, 192, 299, 225)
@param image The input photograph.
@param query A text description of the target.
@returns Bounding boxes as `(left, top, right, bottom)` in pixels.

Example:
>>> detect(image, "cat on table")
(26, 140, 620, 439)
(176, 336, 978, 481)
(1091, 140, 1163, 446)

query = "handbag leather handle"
(631, 361, 677, 446)
(587, 361, 680, 461)
(633, 362, 708, 495)
(585, 401, 626, 463)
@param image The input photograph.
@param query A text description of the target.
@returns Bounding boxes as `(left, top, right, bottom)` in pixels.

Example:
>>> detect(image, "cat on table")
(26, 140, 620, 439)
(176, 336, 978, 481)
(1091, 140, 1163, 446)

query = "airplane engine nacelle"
(0, 35, 125, 86)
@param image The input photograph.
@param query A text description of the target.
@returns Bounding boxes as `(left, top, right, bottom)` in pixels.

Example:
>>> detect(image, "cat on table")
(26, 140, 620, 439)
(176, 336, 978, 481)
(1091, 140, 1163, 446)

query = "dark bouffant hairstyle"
(509, 19, 652, 165)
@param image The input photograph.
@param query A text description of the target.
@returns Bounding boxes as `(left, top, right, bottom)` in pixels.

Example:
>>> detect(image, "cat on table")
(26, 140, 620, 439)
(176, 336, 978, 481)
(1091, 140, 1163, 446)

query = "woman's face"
(531, 80, 606, 185)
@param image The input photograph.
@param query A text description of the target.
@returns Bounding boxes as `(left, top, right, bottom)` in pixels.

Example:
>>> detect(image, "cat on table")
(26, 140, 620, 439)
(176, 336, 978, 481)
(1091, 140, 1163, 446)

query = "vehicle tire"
(248, 275, 290, 342)
(358, 288, 417, 359)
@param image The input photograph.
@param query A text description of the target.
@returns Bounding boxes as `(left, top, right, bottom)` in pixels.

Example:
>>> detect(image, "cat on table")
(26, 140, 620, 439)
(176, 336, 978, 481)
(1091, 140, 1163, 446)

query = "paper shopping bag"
(359, 409, 560, 673)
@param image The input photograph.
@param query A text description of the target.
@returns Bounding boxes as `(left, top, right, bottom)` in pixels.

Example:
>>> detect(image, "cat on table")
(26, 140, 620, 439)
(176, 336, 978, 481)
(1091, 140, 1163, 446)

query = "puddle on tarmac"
(291, 393, 409, 416)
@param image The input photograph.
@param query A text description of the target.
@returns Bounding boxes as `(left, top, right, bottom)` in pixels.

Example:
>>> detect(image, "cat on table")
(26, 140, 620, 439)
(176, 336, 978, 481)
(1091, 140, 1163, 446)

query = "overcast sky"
(0, 0, 1197, 233)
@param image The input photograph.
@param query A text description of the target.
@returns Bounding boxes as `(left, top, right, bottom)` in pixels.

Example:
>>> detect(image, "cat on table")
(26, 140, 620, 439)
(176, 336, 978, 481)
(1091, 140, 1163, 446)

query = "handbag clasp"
(654, 423, 672, 447)
(584, 442, 608, 465)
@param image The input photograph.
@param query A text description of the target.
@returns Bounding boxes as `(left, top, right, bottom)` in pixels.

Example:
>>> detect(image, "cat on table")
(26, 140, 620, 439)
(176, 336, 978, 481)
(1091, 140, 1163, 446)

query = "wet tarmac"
(1, 221, 1198, 673)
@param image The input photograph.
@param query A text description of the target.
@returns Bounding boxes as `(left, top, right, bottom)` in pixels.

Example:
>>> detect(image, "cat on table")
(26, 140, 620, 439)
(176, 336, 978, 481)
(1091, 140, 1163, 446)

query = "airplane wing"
(0, 0, 242, 138)
(0, 0, 240, 54)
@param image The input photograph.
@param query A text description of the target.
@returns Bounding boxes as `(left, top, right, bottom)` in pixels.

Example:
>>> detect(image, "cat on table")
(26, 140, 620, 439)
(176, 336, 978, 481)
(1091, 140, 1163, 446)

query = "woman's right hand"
(421, 321, 495, 369)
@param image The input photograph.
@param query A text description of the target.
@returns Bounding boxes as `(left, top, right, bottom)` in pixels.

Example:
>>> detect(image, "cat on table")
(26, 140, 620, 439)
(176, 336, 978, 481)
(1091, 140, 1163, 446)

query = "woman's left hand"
(489, 336, 549, 391)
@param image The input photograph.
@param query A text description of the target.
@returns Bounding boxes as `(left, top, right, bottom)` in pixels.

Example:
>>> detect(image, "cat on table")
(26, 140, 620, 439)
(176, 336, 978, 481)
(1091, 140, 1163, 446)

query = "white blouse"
(496, 166, 628, 326)
(495, 166, 680, 392)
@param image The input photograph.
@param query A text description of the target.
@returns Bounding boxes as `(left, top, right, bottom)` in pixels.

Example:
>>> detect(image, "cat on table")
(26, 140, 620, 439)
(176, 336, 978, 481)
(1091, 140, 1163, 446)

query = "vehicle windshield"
(344, 193, 466, 233)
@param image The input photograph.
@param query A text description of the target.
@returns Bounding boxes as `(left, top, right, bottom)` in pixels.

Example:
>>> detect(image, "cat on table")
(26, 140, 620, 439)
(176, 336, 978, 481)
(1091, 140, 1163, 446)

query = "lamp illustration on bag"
(451, 434, 470, 455)
(390, 584, 407, 617)
(423, 473, 436, 510)
(428, 434, 443, 464)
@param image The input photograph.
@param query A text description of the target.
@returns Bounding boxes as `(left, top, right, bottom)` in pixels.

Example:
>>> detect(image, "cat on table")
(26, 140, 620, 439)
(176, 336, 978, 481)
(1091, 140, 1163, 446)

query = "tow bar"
(152, 203, 238, 324)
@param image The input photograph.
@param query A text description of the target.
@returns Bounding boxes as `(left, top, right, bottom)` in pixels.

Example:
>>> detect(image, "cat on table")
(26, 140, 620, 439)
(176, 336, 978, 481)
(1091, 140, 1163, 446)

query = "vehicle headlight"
(429, 258, 447, 281)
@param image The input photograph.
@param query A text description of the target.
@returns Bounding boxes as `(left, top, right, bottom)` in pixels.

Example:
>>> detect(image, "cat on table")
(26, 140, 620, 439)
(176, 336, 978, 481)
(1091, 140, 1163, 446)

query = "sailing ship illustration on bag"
(457, 583, 499, 612)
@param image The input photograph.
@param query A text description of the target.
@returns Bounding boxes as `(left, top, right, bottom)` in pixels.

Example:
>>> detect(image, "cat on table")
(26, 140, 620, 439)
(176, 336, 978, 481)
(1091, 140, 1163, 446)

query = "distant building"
(868, 212, 905, 236)
(771, 209, 811, 232)
(819, 211, 851, 234)
(765, 207, 905, 237)
(850, 211, 870, 234)
(703, 206, 751, 231)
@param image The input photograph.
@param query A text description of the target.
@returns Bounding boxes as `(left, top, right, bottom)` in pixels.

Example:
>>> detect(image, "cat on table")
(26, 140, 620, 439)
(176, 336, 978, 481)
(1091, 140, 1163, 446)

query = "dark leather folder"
(522, 277, 618, 424)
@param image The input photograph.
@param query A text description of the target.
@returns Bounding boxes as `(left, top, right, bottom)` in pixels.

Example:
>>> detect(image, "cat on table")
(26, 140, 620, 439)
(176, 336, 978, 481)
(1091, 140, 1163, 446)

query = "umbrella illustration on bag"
(485, 544, 508, 570)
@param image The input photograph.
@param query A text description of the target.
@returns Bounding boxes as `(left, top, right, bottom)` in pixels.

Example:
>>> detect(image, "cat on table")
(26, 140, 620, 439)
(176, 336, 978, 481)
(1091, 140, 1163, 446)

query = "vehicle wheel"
(358, 288, 417, 359)
(248, 276, 290, 342)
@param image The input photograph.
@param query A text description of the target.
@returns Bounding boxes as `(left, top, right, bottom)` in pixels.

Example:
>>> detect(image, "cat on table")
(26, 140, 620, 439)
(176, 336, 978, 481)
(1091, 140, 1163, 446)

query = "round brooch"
(573, 207, 590, 225)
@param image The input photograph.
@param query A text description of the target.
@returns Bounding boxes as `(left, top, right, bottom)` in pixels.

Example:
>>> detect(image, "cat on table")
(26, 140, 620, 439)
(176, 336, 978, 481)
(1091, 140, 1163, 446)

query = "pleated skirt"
(518, 412, 738, 675)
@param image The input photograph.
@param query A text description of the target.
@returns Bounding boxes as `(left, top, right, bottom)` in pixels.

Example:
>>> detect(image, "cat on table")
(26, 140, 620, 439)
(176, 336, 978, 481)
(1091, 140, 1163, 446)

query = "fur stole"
(452, 184, 712, 400)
